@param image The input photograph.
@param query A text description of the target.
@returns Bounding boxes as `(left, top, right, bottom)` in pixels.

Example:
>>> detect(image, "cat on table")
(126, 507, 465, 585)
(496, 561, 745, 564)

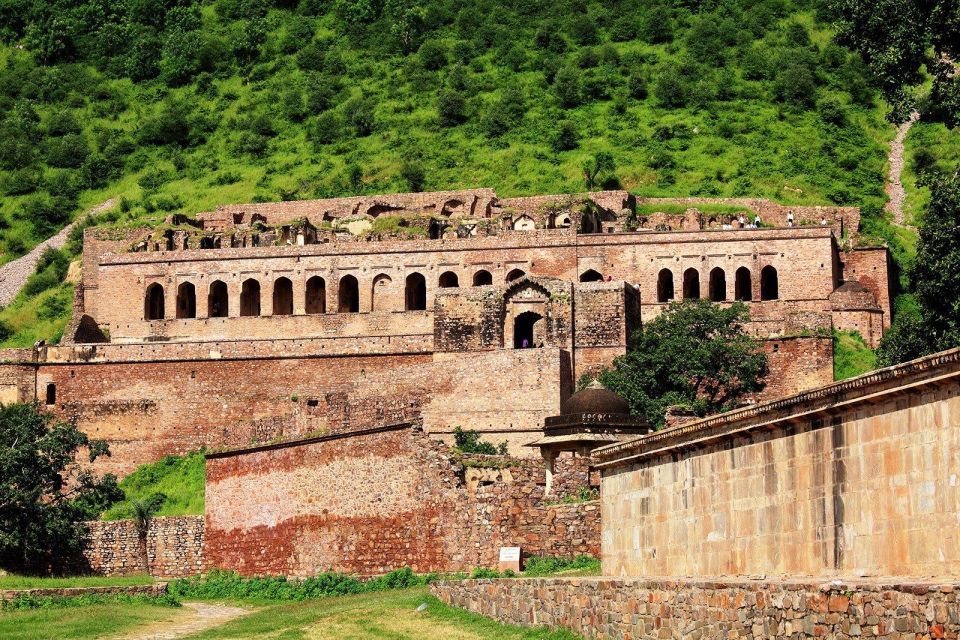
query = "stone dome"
(561, 380, 630, 415)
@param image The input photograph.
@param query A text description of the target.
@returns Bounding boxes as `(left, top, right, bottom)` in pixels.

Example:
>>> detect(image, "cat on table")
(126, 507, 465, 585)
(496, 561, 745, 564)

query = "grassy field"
(833, 330, 878, 380)
(187, 587, 580, 639)
(0, 601, 179, 640)
(0, 587, 581, 640)
(0, 574, 154, 590)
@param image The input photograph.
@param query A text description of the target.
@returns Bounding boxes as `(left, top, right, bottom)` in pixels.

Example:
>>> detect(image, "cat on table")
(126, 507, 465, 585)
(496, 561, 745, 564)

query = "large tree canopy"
(598, 299, 769, 428)
(830, 0, 960, 124)
(0, 402, 121, 573)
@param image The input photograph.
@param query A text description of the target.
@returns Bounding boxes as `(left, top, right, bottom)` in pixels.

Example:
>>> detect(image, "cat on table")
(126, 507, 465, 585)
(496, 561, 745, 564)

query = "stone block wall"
(431, 577, 960, 640)
(83, 516, 204, 577)
(599, 351, 960, 578)
(204, 425, 599, 577)
(843, 247, 893, 328)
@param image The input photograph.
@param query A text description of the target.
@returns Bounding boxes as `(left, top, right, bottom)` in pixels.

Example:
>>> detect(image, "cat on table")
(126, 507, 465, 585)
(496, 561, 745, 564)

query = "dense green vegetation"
(102, 450, 205, 520)
(0, 573, 153, 589)
(832, 329, 876, 380)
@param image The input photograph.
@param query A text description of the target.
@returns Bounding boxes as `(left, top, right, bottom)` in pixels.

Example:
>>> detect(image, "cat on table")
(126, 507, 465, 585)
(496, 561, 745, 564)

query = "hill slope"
(0, 0, 911, 346)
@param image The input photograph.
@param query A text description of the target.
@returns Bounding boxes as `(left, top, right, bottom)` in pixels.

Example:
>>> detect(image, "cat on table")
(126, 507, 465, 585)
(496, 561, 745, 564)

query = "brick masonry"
(83, 516, 204, 578)
(430, 576, 960, 640)
(204, 425, 599, 577)
(1, 583, 169, 602)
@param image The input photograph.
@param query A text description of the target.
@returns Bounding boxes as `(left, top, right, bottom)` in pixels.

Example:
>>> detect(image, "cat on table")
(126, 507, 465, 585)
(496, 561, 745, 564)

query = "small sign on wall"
(498, 546, 521, 573)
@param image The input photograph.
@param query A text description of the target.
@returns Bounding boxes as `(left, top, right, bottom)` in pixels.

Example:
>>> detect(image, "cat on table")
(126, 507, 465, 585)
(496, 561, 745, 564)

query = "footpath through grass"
(0, 601, 181, 640)
(187, 586, 581, 640)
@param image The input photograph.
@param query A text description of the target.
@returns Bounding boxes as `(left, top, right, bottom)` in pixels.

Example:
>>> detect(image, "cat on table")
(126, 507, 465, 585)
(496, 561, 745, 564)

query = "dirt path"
(0, 198, 115, 306)
(884, 111, 920, 228)
(110, 601, 252, 640)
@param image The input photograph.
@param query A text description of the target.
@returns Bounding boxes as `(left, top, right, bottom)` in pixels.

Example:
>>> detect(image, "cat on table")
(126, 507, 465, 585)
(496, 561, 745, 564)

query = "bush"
(419, 40, 447, 70)
(775, 64, 817, 108)
(0, 319, 13, 342)
(437, 88, 466, 126)
(38, 292, 71, 321)
(309, 111, 342, 146)
(553, 66, 583, 108)
(453, 427, 508, 456)
(344, 96, 375, 136)
(45, 133, 89, 169)
(654, 67, 687, 108)
(550, 120, 579, 152)
(400, 159, 425, 192)
(46, 111, 81, 136)
(2, 168, 40, 196)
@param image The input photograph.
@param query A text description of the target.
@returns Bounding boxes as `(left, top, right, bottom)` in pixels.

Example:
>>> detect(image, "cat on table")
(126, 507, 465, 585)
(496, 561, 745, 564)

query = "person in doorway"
(787, 210, 794, 226)
(521, 338, 530, 348)
(753, 214, 762, 228)
(738, 214, 746, 228)
(821, 216, 828, 226)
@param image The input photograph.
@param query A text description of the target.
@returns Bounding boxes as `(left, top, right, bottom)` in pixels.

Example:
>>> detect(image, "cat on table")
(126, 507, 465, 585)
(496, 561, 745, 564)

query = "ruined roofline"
(205, 421, 414, 459)
(98, 225, 837, 265)
(593, 346, 960, 467)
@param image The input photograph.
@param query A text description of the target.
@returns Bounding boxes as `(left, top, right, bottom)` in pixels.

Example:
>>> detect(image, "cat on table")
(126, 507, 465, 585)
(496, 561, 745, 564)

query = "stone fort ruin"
(0, 189, 890, 478)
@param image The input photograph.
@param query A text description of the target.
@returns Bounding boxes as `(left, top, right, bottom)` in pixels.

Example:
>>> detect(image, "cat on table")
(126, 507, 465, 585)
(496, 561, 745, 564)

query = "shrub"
(46, 110, 82, 136)
(817, 95, 847, 126)
(550, 120, 579, 152)
(38, 292, 71, 321)
(654, 67, 687, 108)
(0, 319, 13, 342)
(45, 133, 89, 169)
(419, 40, 447, 70)
(453, 427, 508, 456)
(344, 96, 375, 136)
(400, 159, 425, 192)
(309, 111, 342, 146)
(568, 15, 598, 45)
(553, 65, 583, 108)
(2, 168, 40, 196)
(774, 64, 817, 108)
(437, 88, 466, 126)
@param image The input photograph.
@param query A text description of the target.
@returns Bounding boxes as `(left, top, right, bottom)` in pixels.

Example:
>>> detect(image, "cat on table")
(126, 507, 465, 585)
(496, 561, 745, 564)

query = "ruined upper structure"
(0, 189, 891, 475)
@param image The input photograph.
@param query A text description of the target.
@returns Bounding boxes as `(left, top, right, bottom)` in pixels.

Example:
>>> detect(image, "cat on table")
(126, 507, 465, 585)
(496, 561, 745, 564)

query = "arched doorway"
(735, 267, 752, 301)
(760, 266, 779, 300)
(438, 271, 459, 288)
(405, 273, 427, 310)
(656, 269, 674, 303)
(240, 279, 261, 316)
(473, 270, 492, 286)
(273, 277, 293, 315)
(579, 269, 603, 282)
(305, 276, 325, 314)
(338, 275, 359, 313)
(208, 281, 228, 317)
(145, 283, 165, 320)
(513, 311, 543, 348)
(176, 282, 196, 319)
(683, 268, 700, 299)
(708, 268, 726, 302)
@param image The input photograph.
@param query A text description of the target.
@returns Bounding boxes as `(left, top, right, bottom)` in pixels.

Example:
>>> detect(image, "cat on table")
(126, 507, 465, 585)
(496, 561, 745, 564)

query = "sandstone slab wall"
(204, 425, 599, 577)
(431, 577, 960, 640)
(83, 516, 204, 578)
(598, 349, 960, 578)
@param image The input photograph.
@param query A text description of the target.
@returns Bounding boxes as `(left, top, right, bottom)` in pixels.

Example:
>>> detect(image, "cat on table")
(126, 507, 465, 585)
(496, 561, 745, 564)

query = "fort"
(0, 189, 888, 477)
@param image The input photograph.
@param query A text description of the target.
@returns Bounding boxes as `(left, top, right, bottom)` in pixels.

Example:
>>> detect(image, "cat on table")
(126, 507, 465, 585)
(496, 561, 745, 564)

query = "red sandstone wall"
(761, 337, 833, 400)
(204, 426, 598, 576)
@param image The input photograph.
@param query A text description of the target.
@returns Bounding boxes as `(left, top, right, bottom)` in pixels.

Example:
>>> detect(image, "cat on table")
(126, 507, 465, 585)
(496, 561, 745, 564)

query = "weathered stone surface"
(83, 516, 204, 578)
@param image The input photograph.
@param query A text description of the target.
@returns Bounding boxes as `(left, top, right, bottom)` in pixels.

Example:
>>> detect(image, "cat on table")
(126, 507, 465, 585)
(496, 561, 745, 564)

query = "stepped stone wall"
(83, 516, 204, 578)
(431, 577, 960, 640)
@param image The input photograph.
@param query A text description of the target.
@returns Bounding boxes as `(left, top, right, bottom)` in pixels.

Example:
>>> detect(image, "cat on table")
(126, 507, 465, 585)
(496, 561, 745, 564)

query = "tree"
(553, 65, 583, 108)
(129, 493, 166, 572)
(830, 0, 959, 124)
(0, 402, 121, 574)
(400, 158, 425, 192)
(581, 151, 615, 191)
(597, 300, 769, 427)
(437, 88, 466, 127)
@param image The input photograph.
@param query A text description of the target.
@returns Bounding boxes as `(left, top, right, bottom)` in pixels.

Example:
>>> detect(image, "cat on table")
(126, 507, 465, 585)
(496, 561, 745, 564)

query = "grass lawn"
(0, 602, 180, 640)
(0, 573, 154, 590)
(186, 587, 580, 640)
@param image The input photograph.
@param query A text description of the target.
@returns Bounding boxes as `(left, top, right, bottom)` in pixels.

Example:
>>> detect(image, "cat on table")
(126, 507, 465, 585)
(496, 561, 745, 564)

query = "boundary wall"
(431, 577, 960, 639)
(83, 516, 204, 578)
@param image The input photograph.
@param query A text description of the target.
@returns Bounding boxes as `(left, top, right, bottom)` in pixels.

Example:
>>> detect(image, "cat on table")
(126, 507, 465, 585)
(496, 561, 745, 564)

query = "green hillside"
(0, 0, 924, 347)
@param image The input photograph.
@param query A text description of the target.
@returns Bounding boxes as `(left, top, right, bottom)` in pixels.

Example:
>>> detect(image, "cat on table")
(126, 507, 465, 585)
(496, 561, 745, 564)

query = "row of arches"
(656, 266, 778, 303)
(144, 268, 530, 320)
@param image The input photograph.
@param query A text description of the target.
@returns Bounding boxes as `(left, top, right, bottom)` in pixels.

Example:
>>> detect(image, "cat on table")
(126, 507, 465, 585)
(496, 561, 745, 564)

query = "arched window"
(579, 269, 603, 283)
(208, 281, 228, 317)
(305, 276, 326, 314)
(45, 382, 56, 405)
(240, 279, 261, 316)
(513, 215, 535, 231)
(506, 269, 526, 282)
(760, 265, 779, 300)
(514, 311, 543, 348)
(371, 274, 391, 311)
(405, 273, 427, 311)
(272, 277, 293, 315)
(735, 267, 752, 301)
(175, 282, 196, 319)
(683, 268, 700, 300)
(656, 269, 674, 303)
(338, 275, 359, 313)
(473, 270, 493, 286)
(145, 283, 165, 320)
(708, 268, 726, 302)
(439, 271, 459, 288)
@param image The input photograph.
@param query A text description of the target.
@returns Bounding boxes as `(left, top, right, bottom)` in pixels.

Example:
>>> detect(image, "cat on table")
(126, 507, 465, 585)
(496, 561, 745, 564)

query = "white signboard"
(499, 547, 520, 562)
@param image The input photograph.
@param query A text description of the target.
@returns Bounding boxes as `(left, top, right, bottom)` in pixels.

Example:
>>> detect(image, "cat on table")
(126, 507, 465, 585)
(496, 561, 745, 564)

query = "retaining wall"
(83, 516, 204, 578)
(431, 576, 960, 639)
